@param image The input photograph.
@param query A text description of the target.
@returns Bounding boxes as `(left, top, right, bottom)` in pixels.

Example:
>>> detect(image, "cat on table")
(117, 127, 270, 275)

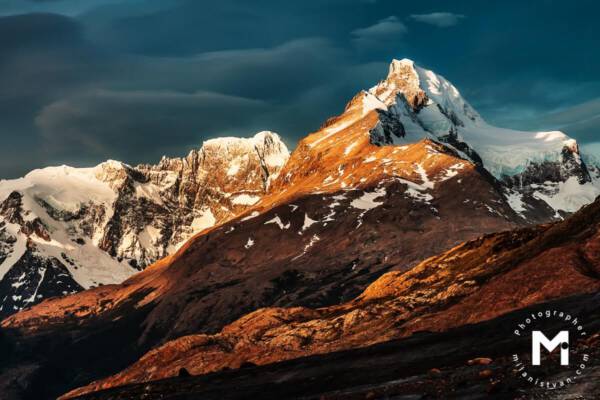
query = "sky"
(1, 0, 599, 178)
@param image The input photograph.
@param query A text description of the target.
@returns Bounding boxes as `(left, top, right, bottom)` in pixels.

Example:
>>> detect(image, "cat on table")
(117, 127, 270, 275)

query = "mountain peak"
(200, 131, 289, 176)
(389, 58, 416, 72)
(252, 130, 280, 141)
(293, 58, 596, 217)
(368, 58, 426, 112)
(201, 131, 285, 151)
(366, 60, 591, 183)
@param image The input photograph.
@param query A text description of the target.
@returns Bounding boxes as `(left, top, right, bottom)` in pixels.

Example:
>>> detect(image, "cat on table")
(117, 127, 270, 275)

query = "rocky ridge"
(0, 131, 289, 317)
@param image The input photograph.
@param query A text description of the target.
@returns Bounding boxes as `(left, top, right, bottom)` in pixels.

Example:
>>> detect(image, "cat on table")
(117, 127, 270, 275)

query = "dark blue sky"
(1, 0, 599, 178)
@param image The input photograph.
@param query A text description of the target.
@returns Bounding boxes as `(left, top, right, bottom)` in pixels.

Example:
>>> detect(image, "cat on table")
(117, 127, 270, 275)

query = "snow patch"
(362, 91, 388, 115)
(415, 163, 434, 189)
(438, 163, 466, 182)
(264, 215, 290, 230)
(533, 177, 600, 214)
(241, 211, 260, 221)
(191, 209, 216, 232)
(350, 187, 387, 210)
(227, 163, 241, 177)
(292, 234, 320, 260)
(231, 194, 260, 206)
(301, 213, 318, 232)
(505, 190, 527, 217)
(344, 141, 359, 156)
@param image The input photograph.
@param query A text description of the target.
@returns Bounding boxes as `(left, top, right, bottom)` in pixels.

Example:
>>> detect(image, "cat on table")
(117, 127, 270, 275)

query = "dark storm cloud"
(147, 38, 347, 101)
(0, 0, 599, 178)
(29, 37, 364, 165)
(29, 36, 392, 169)
(35, 89, 269, 164)
(0, 7, 374, 176)
(0, 12, 115, 177)
(78, 0, 369, 57)
(0, 0, 124, 16)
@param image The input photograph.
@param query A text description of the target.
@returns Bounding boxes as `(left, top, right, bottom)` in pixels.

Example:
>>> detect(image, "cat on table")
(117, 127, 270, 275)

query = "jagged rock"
(0, 132, 289, 316)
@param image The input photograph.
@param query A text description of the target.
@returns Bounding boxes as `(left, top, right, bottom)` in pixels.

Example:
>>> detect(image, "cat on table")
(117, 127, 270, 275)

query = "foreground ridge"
(62, 194, 600, 398)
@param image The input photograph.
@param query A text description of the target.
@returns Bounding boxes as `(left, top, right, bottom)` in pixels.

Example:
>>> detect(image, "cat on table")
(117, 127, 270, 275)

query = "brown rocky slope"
(63, 195, 600, 397)
(62, 292, 600, 400)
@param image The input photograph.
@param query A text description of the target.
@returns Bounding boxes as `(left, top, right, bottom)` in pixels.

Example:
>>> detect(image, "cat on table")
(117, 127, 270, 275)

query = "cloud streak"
(410, 12, 465, 27)
(352, 16, 407, 38)
(351, 16, 407, 50)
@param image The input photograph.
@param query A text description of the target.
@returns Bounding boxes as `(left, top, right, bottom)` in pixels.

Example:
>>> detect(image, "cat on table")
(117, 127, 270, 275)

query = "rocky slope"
(60, 292, 600, 400)
(0, 131, 289, 317)
(60, 195, 600, 397)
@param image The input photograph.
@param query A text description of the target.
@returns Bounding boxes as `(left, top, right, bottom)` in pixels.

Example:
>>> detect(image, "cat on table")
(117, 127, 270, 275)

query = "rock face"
(62, 197, 600, 398)
(0, 131, 289, 317)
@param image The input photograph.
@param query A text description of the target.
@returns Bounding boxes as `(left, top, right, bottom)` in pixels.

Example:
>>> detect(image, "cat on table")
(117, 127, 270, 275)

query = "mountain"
(58, 196, 600, 397)
(0, 131, 289, 318)
(1, 59, 600, 400)
(2, 59, 596, 320)
(347, 59, 598, 210)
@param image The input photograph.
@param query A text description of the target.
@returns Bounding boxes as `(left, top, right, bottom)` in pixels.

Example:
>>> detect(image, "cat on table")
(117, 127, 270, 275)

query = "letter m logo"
(532, 330, 569, 366)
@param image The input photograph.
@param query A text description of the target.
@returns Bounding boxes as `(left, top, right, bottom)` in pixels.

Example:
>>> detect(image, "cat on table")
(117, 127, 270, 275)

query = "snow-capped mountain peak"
(284, 59, 597, 220)
(201, 131, 289, 180)
(367, 59, 586, 183)
(0, 131, 289, 318)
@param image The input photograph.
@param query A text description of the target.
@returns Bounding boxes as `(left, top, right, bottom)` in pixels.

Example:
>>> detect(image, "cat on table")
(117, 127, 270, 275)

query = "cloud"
(35, 89, 269, 164)
(351, 16, 407, 50)
(410, 12, 465, 28)
(0, 0, 127, 16)
(27, 35, 378, 167)
(172, 38, 346, 101)
(0, 11, 368, 177)
(3, 0, 598, 180)
(352, 16, 407, 39)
